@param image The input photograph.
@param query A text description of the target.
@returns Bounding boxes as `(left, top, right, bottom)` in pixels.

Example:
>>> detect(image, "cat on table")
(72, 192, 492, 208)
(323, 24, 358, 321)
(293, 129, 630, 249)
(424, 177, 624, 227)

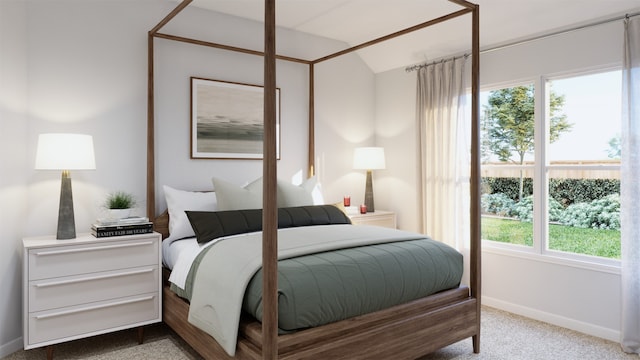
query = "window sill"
(482, 240, 621, 275)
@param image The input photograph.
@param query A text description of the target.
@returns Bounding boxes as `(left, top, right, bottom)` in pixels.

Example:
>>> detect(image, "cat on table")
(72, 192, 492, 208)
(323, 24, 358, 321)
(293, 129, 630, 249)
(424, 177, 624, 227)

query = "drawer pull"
(34, 268, 155, 288)
(34, 241, 154, 256)
(35, 295, 155, 319)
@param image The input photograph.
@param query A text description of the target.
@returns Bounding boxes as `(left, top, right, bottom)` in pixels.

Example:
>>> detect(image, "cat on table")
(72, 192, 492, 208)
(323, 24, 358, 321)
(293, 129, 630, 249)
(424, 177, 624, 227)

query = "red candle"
(343, 195, 351, 207)
(359, 204, 367, 214)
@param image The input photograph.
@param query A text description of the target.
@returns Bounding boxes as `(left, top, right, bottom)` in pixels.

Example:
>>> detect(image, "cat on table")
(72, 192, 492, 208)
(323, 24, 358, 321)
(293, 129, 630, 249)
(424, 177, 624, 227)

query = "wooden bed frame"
(155, 213, 477, 360)
(147, 1, 481, 359)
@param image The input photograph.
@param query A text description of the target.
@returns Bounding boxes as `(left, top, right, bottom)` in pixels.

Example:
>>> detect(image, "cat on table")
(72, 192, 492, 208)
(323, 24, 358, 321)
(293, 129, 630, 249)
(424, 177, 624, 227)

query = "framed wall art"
(191, 77, 281, 159)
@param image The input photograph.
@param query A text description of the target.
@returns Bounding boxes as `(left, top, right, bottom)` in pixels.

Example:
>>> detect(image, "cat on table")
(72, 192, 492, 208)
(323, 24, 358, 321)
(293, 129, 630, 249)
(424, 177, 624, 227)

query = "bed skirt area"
(162, 271, 478, 360)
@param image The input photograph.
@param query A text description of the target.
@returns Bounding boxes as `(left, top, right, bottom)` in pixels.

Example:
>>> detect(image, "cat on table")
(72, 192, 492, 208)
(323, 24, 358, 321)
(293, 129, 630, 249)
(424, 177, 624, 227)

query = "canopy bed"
(146, 0, 481, 359)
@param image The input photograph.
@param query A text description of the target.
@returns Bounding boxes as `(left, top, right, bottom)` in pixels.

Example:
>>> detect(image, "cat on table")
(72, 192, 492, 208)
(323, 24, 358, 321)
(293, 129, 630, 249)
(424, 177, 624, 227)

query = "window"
(480, 83, 535, 249)
(480, 70, 621, 262)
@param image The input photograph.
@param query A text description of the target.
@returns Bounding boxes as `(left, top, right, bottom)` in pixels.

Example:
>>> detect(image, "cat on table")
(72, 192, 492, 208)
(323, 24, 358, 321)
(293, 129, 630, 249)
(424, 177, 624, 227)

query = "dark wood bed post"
(147, 32, 155, 219)
(470, 2, 482, 353)
(308, 63, 315, 178)
(146, 0, 193, 219)
(445, 0, 481, 352)
(262, 1, 278, 359)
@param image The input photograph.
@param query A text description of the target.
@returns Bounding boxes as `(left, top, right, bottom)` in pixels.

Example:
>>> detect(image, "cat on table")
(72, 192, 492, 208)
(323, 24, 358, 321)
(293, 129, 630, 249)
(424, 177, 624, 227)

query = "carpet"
(4, 307, 638, 360)
(420, 307, 637, 360)
(83, 339, 192, 360)
(1, 324, 200, 360)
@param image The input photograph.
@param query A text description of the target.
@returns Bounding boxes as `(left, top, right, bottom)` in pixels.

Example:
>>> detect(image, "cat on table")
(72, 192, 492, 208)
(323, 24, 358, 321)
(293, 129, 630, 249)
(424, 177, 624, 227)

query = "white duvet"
(186, 224, 425, 356)
(168, 232, 255, 289)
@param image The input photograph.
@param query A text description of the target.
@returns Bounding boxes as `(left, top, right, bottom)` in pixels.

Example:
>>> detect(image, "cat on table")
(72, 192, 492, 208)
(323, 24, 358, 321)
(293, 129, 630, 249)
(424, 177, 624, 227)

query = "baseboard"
(482, 296, 620, 342)
(0, 336, 23, 358)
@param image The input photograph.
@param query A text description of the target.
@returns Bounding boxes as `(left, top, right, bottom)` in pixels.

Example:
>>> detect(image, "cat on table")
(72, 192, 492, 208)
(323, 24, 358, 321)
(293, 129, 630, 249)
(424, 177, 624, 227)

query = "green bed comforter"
(171, 226, 463, 333)
(175, 224, 463, 356)
(243, 237, 463, 332)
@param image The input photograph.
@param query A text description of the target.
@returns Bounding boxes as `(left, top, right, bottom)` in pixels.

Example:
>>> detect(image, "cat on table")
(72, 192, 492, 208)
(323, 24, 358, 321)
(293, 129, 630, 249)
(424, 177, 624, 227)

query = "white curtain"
(416, 57, 470, 263)
(621, 16, 640, 354)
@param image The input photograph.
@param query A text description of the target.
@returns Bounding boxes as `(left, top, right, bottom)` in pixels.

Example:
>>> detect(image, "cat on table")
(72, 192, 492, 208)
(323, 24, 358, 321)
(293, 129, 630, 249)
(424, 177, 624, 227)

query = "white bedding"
(162, 237, 198, 269)
(164, 232, 260, 289)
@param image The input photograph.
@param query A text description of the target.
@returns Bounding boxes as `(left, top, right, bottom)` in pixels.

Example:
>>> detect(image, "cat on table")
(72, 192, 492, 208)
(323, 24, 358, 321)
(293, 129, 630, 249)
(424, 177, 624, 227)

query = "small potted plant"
(104, 191, 137, 219)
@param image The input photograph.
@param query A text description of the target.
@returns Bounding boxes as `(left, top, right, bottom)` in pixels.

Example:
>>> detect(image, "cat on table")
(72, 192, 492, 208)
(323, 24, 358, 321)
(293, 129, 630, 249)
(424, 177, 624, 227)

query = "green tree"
(482, 84, 572, 200)
(607, 134, 621, 159)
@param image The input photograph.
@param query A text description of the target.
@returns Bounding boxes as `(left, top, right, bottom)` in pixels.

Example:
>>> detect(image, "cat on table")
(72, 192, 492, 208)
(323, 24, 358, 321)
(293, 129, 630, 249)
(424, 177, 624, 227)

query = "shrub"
(481, 193, 515, 216)
(482, 177, 619, 204)
(510, 195, 564, 223)
(482, 176, 621, 231)
(559, 202, 592, 228)
(559, 194, 620, 230)
(482, 177, 533, 201)
(590, 194, 620, 230)
(549, 178, 619, 206)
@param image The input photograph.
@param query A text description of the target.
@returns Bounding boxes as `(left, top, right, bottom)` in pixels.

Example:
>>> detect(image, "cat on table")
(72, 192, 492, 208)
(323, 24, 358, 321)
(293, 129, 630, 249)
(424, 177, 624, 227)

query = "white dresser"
(22, 232, 162, 355)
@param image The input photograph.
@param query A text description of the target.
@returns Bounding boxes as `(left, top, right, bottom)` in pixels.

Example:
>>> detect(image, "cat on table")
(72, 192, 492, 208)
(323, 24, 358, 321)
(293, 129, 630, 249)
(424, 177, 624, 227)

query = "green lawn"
(481, 216, 621, 259)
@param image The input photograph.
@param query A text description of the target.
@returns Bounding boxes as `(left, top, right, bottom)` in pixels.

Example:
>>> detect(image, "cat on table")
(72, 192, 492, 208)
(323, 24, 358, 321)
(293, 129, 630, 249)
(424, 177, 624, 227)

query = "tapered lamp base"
(364, 170, 374, 212)
(57, 171, 76, 240)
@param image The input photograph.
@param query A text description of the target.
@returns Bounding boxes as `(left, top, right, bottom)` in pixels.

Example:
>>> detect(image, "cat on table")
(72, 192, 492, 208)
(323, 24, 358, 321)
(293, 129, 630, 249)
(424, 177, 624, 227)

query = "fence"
(481, 160, 620, 180)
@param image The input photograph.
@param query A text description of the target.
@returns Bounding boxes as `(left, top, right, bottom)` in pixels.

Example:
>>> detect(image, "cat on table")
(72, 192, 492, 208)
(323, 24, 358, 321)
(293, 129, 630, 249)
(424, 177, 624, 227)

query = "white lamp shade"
(35, 133, 96, 170)
(353, 147, 386, 170)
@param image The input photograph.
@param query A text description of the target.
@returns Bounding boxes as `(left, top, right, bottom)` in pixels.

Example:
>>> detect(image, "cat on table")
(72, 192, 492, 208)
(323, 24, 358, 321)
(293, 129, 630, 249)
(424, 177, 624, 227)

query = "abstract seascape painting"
(191, 77, 280, 159)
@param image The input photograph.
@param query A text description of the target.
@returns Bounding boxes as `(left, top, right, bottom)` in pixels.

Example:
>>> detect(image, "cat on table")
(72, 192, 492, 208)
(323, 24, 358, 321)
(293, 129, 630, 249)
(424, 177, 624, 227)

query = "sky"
(548, 70, 621, 162)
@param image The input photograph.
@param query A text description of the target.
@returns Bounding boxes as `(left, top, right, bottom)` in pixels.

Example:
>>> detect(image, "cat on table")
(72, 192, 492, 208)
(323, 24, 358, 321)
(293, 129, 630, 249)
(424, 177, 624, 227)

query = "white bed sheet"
(162, 237, 199, 270)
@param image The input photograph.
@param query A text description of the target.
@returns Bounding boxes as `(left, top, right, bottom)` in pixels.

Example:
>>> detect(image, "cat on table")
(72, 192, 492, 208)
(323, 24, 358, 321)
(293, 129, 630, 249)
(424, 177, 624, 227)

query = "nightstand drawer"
(28, 292, 159, 345)
(28, 238, 159, 280)
(349, 210, 397, 229)
(29, 266, 159, 312)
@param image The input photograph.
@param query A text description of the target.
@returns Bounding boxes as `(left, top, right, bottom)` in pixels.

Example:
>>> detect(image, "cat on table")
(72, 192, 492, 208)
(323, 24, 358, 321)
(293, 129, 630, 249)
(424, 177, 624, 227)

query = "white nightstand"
(348, 210, 397, 229)
(22, 232, 162, 359)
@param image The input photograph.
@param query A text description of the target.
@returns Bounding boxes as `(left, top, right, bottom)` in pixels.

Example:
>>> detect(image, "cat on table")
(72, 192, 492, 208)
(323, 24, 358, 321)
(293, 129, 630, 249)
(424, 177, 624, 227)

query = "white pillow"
(211, 176, 325, 210)
(211, 177, 262, 210)
(277, 176, 322, 207)
(163, 185, 217, 242)
(305, 175, 325, 205)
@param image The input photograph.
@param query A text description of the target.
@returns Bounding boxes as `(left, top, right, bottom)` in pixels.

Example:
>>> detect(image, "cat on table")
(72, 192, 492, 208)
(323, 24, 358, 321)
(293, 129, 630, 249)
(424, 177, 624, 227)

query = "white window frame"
(481, 69, 622, 269)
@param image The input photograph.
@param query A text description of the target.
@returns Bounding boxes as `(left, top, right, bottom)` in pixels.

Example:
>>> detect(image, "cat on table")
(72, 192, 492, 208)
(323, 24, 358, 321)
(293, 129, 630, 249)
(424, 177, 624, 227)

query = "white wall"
(0, 0, 29, 354)
(375, 19, 627, 341)
(374, 69, 421, 232)
(314, 56, 376, 206)
(0, 1, 374, 356)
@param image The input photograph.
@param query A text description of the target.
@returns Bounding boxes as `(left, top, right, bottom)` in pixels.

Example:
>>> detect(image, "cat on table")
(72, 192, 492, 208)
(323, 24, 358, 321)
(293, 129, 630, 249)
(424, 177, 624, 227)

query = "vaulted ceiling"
(178, 0, 640, 73)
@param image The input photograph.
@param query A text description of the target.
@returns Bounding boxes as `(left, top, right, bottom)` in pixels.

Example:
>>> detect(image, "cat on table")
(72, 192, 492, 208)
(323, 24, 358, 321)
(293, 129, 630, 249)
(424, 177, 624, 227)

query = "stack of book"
(91, 216, 153, 238)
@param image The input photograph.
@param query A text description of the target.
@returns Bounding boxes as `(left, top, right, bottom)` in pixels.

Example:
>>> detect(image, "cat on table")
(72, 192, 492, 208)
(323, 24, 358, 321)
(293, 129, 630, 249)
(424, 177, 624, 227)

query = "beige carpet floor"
(3, 307, 637, 360)
(2, 324, 200, 360)
(419, 307, 638, 360)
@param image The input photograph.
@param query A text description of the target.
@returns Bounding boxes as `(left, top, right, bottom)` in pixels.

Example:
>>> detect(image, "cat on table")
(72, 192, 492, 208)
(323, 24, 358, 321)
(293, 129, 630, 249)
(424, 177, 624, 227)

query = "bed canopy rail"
(147, 0, 480, 358)
(146, 0, 477, 217)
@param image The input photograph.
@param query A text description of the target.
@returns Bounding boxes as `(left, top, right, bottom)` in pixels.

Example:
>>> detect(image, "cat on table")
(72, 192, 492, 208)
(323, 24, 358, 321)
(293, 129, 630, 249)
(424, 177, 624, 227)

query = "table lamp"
(35, 133, 96, 239)
(353, 147, 385, 213)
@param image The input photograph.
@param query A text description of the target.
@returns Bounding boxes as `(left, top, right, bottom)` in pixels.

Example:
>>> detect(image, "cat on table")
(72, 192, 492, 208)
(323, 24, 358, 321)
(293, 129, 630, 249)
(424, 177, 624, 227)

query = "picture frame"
(190, 77, 281, 159)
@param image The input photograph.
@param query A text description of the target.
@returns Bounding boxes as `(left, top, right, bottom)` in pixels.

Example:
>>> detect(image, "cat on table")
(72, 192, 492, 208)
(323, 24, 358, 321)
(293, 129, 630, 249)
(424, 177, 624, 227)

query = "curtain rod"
(481, 10, 640, 54)
(406, 10, 640, 72)
(405, 54, 468, 72)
